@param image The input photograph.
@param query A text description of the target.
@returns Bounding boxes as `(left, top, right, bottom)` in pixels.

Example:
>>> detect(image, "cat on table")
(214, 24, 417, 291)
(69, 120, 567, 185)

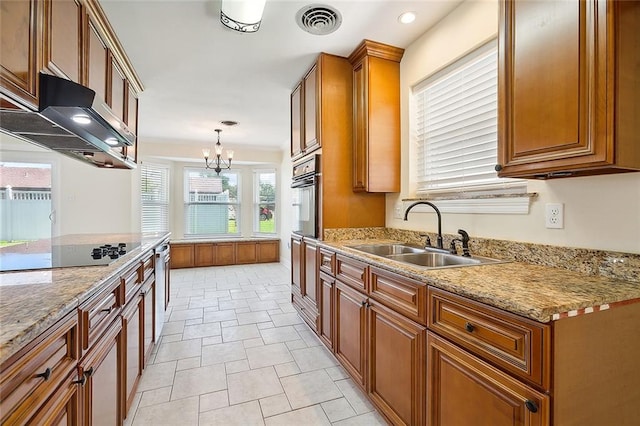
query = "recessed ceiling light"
(105, 138, 119, 146)
(72, 114, 91, 124)
(398, 12, 416, 24)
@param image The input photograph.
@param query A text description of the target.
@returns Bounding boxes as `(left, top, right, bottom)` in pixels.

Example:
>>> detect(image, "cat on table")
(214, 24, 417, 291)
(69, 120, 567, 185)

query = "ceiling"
(100, 0, 463, 155)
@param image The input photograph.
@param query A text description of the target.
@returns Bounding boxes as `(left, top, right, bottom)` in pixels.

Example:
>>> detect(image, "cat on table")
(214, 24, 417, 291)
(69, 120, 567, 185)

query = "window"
(413, 40, 521, 195)
(184, 169, 240, 237)
(254, 169, 276, 234)
(140, 163, 169, 233)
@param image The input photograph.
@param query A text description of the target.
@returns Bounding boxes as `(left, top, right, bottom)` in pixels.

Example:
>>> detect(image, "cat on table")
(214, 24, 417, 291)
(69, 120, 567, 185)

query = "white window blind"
(141, 163, 169, 233)
(414, 41, 520, 194)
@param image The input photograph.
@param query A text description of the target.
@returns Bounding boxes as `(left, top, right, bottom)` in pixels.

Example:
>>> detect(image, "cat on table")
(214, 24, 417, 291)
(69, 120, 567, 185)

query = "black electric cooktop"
(0, 242, 142, 272)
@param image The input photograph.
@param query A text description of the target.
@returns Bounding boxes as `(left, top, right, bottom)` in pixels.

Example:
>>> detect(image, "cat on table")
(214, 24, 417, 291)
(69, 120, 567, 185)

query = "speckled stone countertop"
(170, 237, 280, 244)
(0, 232, 170, 365)
(320, 238, 640, 324)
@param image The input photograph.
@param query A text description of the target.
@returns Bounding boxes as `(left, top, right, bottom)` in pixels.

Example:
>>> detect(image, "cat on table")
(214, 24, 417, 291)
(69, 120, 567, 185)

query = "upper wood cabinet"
(290, 62, 320, 159)
(0, 0, 40, 109)
(497, 0, 640, 179)
(348, 40, 404, 193)
(124, 83, 139, 162)
(85, 16, 108, 102)
(110, 59, 126, 121)
(43, 0, 83, 82)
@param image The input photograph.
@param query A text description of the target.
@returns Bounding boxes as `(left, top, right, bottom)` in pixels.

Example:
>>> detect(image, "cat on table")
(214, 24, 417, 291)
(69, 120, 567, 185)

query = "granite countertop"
(321, 239, 640, 323)
(170, 237, 280, 244)
(0, 232, 170, 365)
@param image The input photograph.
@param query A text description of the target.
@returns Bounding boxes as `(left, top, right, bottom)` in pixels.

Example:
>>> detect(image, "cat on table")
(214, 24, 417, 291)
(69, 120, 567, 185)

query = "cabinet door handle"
(101, 307, 113, 314)
(72, 374, 87, 386)
(525, 400, 538, 413)
(464, 322, 475, 333)
(361, 300, 367, 307)
(495, 164, 503, 171)
(35, 367, 52, 381)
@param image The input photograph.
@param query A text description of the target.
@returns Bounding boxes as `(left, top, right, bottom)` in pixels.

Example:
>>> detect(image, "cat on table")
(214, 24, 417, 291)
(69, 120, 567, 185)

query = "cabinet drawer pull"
(361, 300, 367, 307)
(464, 322, 475, 333)
(84, 367, 94, 378)
(35, 367, 52, 381)
(101, 307, 113, 314)
(525, 400, 538, 413)
(72, 374, 87, 386)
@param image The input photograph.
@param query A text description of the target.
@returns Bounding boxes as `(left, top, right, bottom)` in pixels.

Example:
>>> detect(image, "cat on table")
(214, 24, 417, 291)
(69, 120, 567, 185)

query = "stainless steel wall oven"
(291, 154, 320, 238)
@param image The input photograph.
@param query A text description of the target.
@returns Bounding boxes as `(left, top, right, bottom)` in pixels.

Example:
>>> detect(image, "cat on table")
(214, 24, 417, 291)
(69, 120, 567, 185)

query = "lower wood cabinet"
(334, 281, 367, 387)
(318, 271, 334, 349)
(427, 331, 549, 426)
(142, 279, 155, 365)
(171, 240, 279, 268)
(121, 293, 142, 416)
(79, 319, 123, 426)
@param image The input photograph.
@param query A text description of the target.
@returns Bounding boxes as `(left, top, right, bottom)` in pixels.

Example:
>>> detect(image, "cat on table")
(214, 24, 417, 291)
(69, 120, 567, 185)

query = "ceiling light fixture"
(398, 11, 416, 24)
(220, 0, 266, 33)
(203, 129, 234, 175)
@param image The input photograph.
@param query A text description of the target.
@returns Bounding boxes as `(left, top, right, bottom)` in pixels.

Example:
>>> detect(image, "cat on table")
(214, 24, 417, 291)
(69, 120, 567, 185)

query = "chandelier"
(202, 129, 233, 175)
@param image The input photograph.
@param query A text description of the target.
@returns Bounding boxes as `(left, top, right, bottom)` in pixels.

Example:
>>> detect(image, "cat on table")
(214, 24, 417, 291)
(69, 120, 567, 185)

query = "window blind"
(141, 163, 169, 233)
(414, 42, 519, 194)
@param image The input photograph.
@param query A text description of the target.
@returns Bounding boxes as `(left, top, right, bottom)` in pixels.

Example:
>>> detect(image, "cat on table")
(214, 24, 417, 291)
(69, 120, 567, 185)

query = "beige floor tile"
(199, 400, 264, 426)
(285, 339, 308, 351)
(169, 307, 203, 321)
(171, 364, 227, 400)
(321, 397, 357, 422)
(259, 393, 292, 418)
(182, 322, 221, 339)
(222, 324, 261, 342)
(201, 341, 246, 366)
(325, 365, 349, 381)
(332, 411, 388, 425)
(259, 326, 301, 344)
(269, 312, 304, 327)
(219, 299, 249, 310)
(257, 321, 275, 330)
(199, 390, 229, 413)
(227, 366, 283, 405)
(161, 321, 185, 335)
(184, 318, 203, 326)
(335, 379, 375, 415)
(243, 337, 265, 348)
(236, 311, 271, 325)
(274, 361, 301, 378)
(203, 309, 237, 323)
(202, 335, 222, 346)
(159, 334, 182, 344)
(264, 405, 331, 426)
(249, 300, 280, 312)
(291, 345, 338, 372)
(221, 319, 239, 327)
(280, 370, 343, 409)
(246, 343, 293, 369)
(176, 356, 200, 371)
(138, 386, 172, 408)
(225, 359, 250, 374)
(297, 328, 323, 347)
(154, 339, 202, 363)
(132, 396, 199, 426)
(136, 361, 176, 392)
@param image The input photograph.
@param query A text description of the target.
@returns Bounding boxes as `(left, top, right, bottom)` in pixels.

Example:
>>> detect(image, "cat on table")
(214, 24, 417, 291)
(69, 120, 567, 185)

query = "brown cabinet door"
(124, 84, 138, 162)
(318, 272, 334, 350)
(43, 0, 82, 82)
(290, 82, 303, 158)
(30, 372, 80, 425)
(215, 242, 235, 265)
(85, 17, 108, 101)
(170, 244, 194, 269)
(352, 60, 367, 192)
(497, 0, 640, 178)
(334, 281, 367, 387)
(368, 302, 426, 426)
(303, 65, 318, 152)
(236, 242, 257, 264)
(194, 243, 215, 266)
(303, 240, 317, 305)
(110, 60, 125, 119)
(121, 297, 142, 416)
(80, 320, 122, 426)
(0, 0, 40, 108)
(142, 280, 155, 366)
(291, 236, 303, 294)
(257, 241, 279, 263)
(427, 332, 549, 426)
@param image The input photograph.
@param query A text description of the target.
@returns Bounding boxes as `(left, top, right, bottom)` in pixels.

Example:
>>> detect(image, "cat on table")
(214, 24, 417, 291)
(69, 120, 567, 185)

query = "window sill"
(401, 193, 537, 214)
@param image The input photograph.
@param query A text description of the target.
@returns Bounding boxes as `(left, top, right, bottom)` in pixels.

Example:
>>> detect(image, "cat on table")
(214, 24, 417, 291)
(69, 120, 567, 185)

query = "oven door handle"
(291, 177, 316, 188)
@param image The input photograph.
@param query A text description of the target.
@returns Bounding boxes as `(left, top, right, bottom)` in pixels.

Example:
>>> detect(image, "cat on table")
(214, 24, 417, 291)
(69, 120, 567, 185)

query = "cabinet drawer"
(336, 255, 367, 292)
(141, 251, 154, 282)
(0, 312, 78, 425)
(428, 288, 550, 389)
(369, 266, 427, 326)
(319, 248, 335, 275)
(79, 277, 121, 352)
(121, 262, 143, 306)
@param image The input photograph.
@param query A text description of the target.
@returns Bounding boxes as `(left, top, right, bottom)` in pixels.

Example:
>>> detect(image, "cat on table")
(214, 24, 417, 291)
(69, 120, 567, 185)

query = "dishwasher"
(154, 243, 169, 338)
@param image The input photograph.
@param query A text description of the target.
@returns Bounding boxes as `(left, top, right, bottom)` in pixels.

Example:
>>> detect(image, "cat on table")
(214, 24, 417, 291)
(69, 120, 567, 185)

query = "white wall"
(1, 133, 140, 236)
(387, 0, 640, 254)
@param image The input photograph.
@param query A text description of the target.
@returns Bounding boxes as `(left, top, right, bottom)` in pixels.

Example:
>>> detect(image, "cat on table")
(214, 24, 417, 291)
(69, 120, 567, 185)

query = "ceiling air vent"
(296, 4, 342, 35)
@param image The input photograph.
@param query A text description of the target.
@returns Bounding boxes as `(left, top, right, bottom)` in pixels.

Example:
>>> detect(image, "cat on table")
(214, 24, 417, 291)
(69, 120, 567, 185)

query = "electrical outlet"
(545, 203, 564, 229)
(394, 202, 403, 219)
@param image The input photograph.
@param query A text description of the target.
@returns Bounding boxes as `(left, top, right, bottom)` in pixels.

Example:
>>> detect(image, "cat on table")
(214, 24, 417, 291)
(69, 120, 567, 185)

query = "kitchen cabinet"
(121, 290, 142, 415)
(291, 235, 303, 294)
(497, 0, 640, 178)
(334, 280, 367, 387)
(110, 59, 126, 121)
(171, 243, 195, 269)
(43, 0, 83, 82)
(194, 243, 215, 267)
(85, 16, 108, 103)
(79, 319, 122, 426)
(291, 236, 319, 330)
(0, 311, 79, 425)
(0, 0, 40, 109)
(124, 83, 139, 162)
(318, 271, 335, 349)
(348, 40, 404, 193)
(427, 331, 548, 426)
(290, 64, 319, 159)
(236, 242, 257, 264)
(290, 82, 303, 158)
(172, 240, 279, 268)
(257, 240, 279, 263)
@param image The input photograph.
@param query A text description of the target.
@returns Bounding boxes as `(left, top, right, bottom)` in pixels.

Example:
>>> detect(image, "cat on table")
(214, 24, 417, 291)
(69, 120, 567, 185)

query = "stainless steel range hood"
(0, 73, 136, 169)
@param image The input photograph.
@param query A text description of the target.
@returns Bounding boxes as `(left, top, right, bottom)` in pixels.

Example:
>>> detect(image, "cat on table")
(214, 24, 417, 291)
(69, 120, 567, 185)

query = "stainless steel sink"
(347, 243, 426, 256)
(347, 243, 505, 269)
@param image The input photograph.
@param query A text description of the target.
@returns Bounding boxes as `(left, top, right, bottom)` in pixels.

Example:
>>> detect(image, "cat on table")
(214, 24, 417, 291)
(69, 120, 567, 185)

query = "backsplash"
(323, 227, 640, 284)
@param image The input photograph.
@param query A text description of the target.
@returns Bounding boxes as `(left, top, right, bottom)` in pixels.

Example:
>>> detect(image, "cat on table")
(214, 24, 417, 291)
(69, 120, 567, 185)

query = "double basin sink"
(347, 243, 505, 269)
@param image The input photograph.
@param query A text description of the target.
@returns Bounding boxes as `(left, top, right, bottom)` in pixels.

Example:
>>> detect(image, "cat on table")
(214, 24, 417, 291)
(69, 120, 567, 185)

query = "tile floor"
(124, 263, 388, 426)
